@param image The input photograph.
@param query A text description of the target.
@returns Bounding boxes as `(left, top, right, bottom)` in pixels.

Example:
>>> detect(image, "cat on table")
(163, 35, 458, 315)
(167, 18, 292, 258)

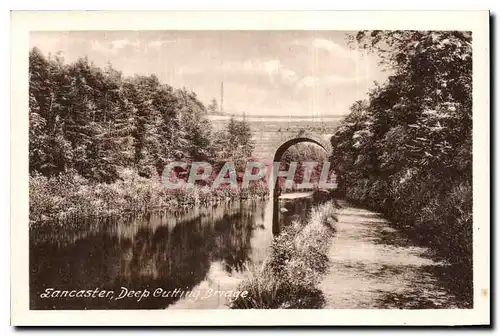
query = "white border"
(10, 10, 490, 326)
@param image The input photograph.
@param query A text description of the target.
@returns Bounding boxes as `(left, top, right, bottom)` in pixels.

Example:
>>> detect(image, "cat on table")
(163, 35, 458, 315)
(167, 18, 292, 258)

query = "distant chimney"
(220, 81, 224, 114)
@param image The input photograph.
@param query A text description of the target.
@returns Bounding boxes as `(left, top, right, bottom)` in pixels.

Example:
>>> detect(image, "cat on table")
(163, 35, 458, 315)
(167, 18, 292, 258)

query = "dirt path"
(319, 201, 465, 309)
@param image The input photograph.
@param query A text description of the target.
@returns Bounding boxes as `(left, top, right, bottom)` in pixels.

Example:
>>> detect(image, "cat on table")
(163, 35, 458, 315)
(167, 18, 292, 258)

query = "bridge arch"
(272, 135, 332, 163)
(270, 134, 332, 197)
(270, 134, 334, 236)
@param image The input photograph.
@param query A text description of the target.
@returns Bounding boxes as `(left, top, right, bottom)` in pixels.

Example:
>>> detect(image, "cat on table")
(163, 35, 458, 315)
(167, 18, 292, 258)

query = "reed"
(29, 168, 269, 226)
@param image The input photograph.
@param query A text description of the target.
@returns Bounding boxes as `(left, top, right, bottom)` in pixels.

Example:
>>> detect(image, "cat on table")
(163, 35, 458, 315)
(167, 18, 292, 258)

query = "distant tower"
(220, 81, 224, 114)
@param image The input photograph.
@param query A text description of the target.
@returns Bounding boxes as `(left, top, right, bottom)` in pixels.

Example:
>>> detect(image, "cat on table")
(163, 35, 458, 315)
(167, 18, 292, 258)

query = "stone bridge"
(207, 114, 342, 160)
(208, 113, 344, 236)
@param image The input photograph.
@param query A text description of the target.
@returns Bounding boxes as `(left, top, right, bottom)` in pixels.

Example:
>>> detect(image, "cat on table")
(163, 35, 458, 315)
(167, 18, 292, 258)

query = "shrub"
(231, 202, 337, 309)
(29, 168, 271, 226)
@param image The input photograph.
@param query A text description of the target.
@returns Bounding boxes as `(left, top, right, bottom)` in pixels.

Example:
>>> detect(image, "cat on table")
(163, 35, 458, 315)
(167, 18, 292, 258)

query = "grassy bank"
(29, 168, 268, 225)
(230, 201, 337, 309)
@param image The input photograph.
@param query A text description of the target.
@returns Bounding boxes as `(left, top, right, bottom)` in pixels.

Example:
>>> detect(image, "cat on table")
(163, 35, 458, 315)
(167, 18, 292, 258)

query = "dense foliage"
(331, 31, 473, 299)
(279, 143, 329, 191)
(213, 116, 254, 164)
(29, 48, 260, 223)
(29, 47, 216, 181)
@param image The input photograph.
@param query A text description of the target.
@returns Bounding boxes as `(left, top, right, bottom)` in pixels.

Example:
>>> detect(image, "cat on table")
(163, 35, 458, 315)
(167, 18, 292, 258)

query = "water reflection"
(30, 195, 468, 310)
(30, 200, 274, 310)
(30, 196, 322, 310)
(273, 192, 329, 235)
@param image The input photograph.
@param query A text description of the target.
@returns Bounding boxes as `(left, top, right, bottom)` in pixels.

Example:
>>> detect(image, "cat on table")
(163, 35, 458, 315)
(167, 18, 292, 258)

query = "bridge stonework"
(208, 114, 341, 160)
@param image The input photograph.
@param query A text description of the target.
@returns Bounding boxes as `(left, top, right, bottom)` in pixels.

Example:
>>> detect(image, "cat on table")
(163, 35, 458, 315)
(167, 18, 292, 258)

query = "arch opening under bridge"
(270, 133, 333, 196)
(271, 135, 332, 164)
(270, 134, 335, 235)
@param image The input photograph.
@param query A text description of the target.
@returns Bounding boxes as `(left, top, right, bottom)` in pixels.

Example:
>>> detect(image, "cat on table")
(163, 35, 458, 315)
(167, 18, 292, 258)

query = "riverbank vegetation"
(278, 143, 331, 193)
(29, 48, 262, 225)
(330, 31, 472, 302)
(230, 201, 337, 309)
(30, 168, 268, 224)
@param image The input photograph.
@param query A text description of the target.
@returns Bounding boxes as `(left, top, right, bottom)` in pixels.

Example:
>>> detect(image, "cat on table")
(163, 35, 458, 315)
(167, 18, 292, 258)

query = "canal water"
(29, 196, 470, 310)
(29, 196, 318, 310)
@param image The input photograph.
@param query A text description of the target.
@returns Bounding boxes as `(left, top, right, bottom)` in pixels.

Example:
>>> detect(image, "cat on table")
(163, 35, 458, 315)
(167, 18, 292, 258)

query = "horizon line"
(206, 113, 347, 119)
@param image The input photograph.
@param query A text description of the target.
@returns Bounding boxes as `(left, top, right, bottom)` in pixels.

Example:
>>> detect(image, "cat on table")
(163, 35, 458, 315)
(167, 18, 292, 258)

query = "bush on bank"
(29, 168, 269, 225)
(230, 202, 337, 309)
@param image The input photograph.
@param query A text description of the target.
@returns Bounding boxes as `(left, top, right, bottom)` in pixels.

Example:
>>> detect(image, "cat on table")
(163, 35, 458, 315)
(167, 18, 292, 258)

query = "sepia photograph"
(10, 10, 490, 326)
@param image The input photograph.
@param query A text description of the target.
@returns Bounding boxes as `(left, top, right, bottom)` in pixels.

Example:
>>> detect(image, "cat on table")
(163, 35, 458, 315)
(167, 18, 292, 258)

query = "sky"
(31, 31, 389, 117)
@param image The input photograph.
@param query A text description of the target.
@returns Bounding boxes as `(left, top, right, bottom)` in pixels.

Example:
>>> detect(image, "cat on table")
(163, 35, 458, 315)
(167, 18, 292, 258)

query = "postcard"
(10, 10, 490, 326)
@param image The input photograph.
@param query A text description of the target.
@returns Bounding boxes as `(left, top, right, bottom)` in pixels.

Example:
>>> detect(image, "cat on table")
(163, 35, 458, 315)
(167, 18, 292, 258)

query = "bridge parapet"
(207, 114, 339, 159)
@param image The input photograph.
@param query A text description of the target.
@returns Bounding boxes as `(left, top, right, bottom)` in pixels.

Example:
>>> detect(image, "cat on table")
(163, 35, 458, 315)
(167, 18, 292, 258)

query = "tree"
(207, 98, 219, 114)
(28, 48, 218, 181)
(331, 31, 473, 275)
(281, 142, 327, 190)
(216, 116, 254, 161)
